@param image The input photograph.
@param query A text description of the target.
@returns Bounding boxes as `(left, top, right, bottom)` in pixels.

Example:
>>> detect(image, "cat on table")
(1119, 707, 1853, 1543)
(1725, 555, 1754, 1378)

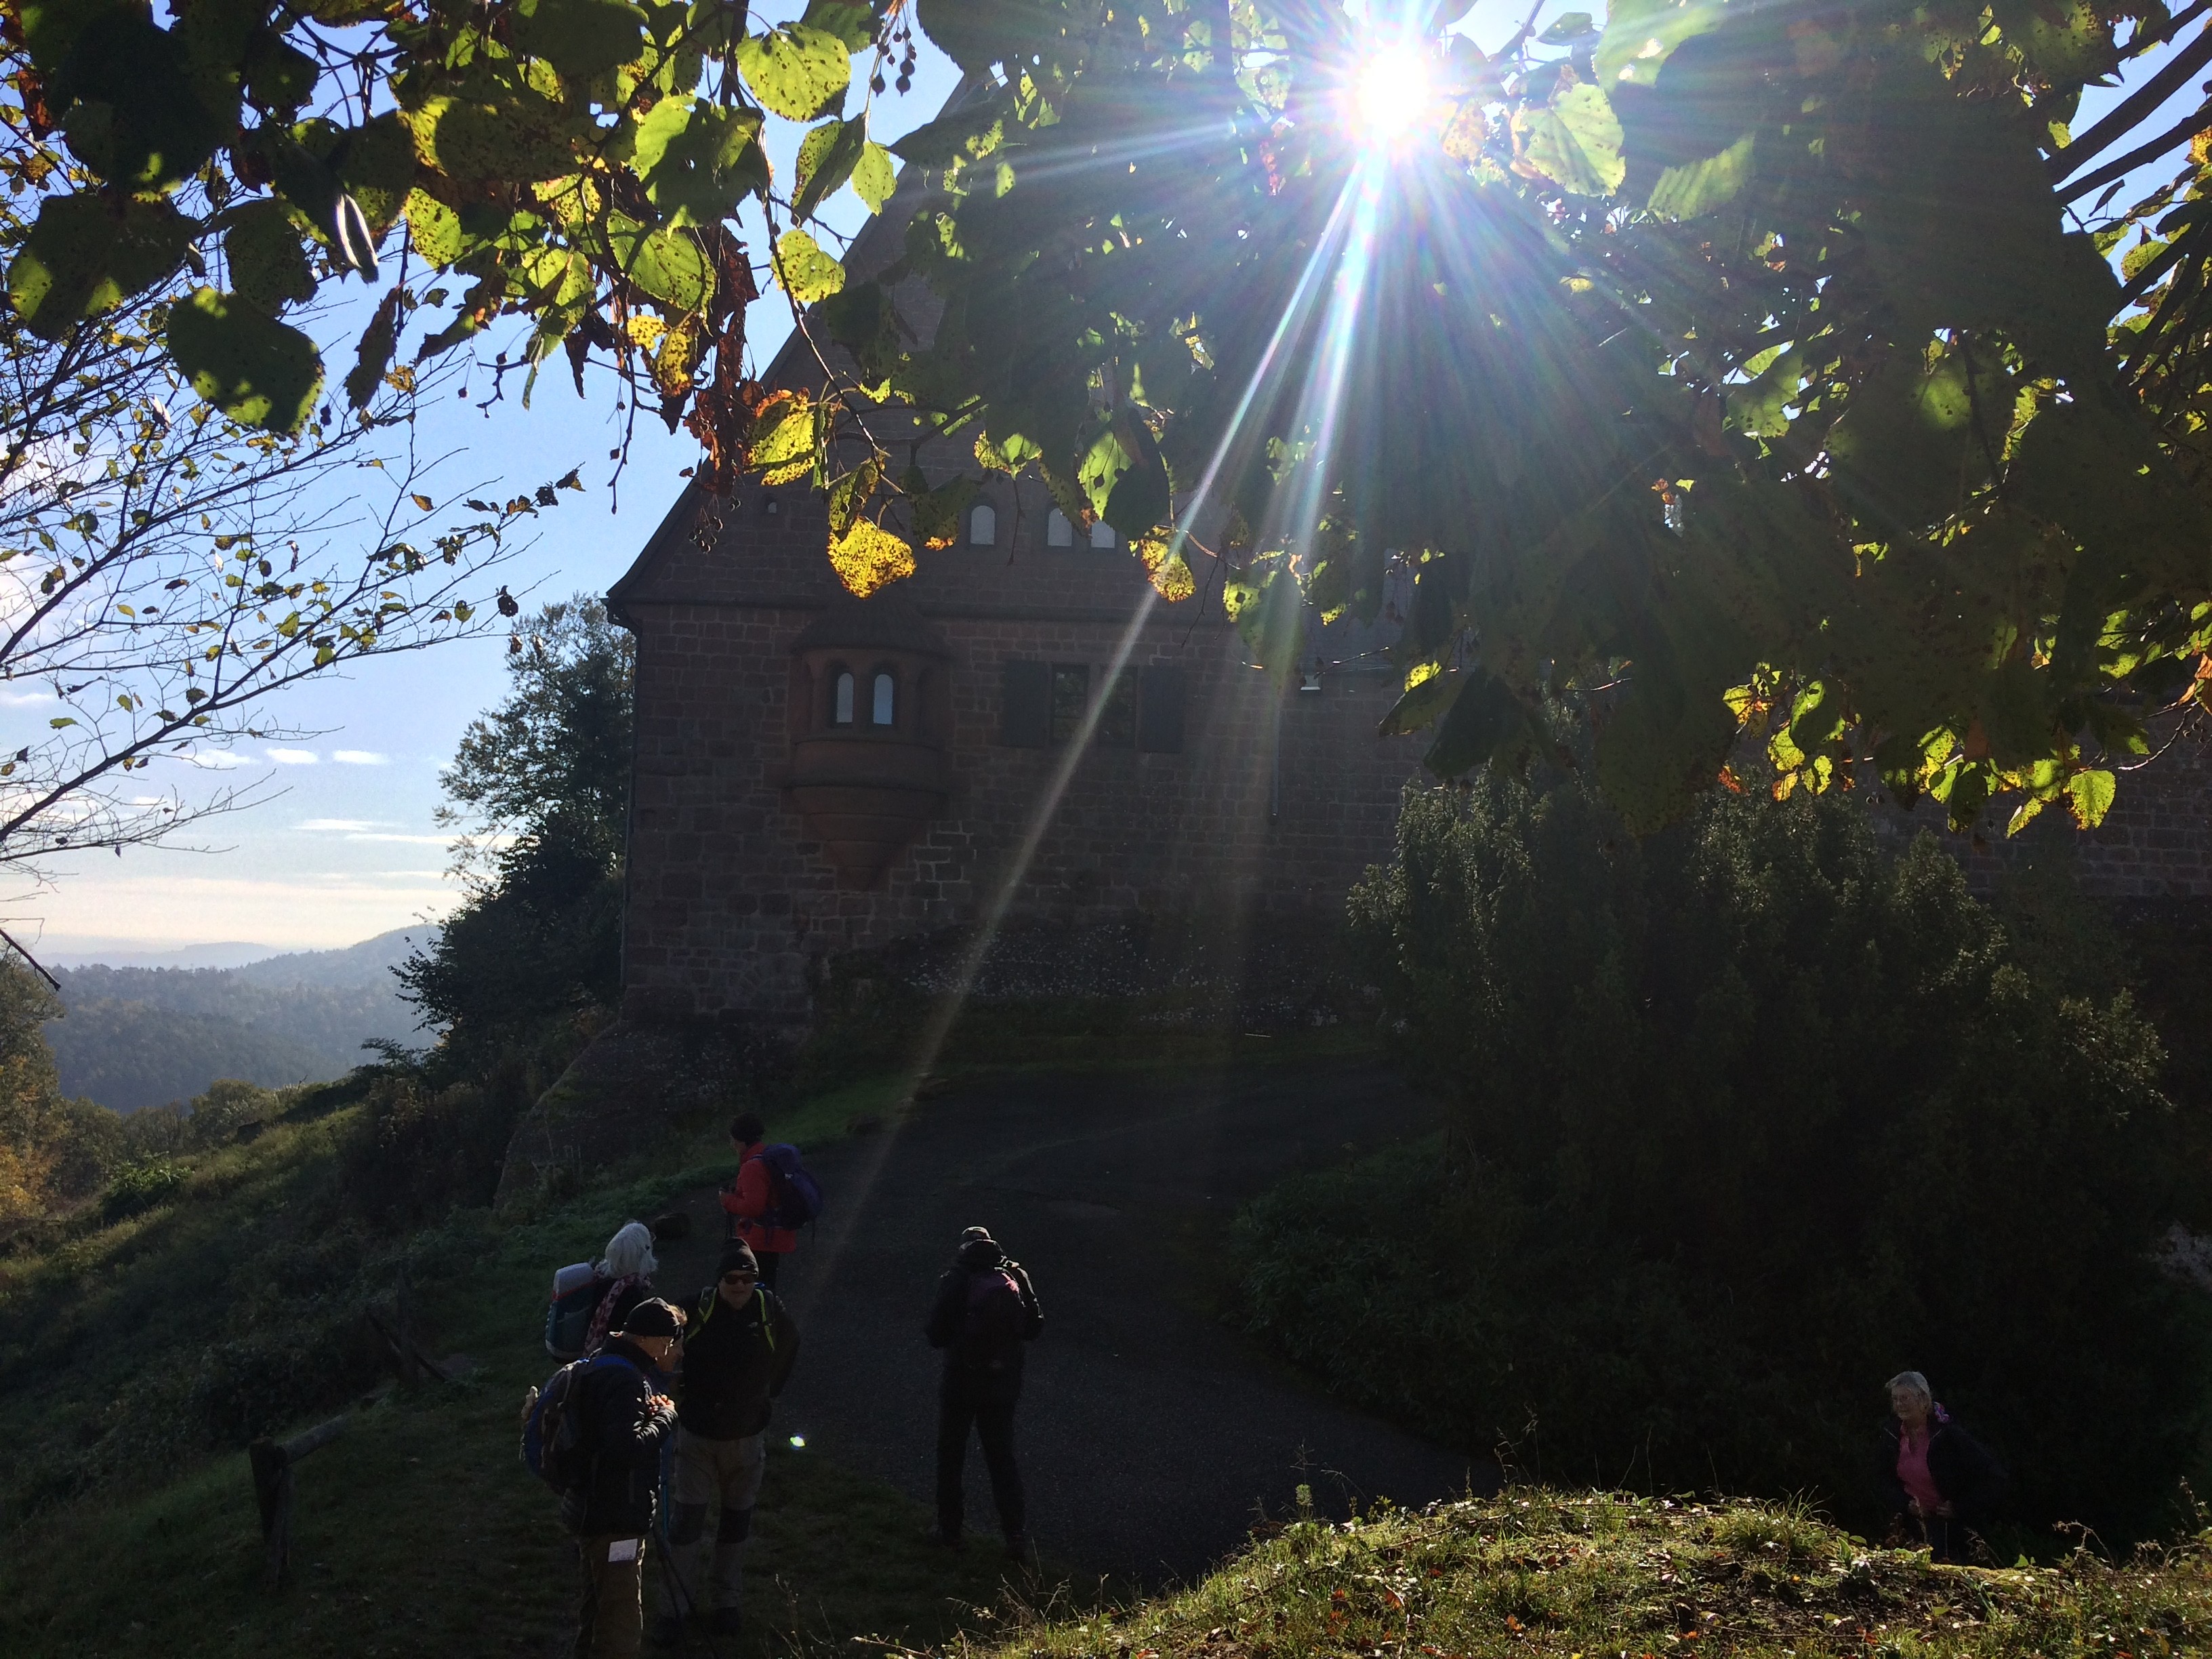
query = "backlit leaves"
(1517, 83, 1625, 197)
(774, 228, 844, 304)
(827, 520, 915, 597)
(8, 196, 191, 341)
(735, 26, 853, 121)
(165, 288, 325, 434)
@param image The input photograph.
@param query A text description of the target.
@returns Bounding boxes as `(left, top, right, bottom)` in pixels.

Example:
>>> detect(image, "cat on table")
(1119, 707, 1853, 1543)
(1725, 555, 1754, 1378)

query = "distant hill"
(44, 927, 439, 1113)
(43, 941, 279, 970)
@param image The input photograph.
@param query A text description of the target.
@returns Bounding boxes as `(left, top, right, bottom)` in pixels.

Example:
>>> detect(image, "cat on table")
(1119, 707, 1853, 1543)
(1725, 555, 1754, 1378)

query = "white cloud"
(331, 750, 391, 765)
(266, 747, 319, 765)
(297, 817, 377, 834)
(0, 687, 56, 708)
(342, 832, 457, 845)
(186, 750, 255, 770)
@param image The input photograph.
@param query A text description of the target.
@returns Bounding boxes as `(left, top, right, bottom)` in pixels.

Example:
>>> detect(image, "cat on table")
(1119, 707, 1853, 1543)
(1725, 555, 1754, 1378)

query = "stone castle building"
(605, 182, 2212, 1030)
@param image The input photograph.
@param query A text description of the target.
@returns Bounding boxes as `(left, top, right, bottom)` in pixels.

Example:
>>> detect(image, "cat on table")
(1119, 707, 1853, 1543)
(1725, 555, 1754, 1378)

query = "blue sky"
(11, 4, 2191, 960)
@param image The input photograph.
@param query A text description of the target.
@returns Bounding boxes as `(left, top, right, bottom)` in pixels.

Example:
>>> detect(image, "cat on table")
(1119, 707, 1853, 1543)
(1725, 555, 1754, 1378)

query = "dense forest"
(43, 929, 433, 1113)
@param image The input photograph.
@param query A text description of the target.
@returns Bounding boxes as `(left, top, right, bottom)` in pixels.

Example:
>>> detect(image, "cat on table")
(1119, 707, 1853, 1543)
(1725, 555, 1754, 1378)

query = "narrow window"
(1138, 666, 1186, 753)
(1089, 520, 1118, 549)
(1097, 669, 1136, 747)
(1049, 663, 1090, 744)
(1046, 507, 1073, 547)
(832, 667, 855, 726)
(999, 660, 1050, 747)
(968, 501, 997, 546)
(871, 670, 895, 727)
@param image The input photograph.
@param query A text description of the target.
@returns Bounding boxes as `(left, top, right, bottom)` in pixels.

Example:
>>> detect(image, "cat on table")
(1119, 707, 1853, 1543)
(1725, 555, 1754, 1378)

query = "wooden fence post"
(248, 1414, 348, 1591)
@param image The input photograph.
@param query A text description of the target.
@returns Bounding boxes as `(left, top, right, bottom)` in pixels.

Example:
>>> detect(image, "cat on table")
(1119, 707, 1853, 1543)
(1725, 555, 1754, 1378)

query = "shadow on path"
(656, 1060, 1492, 1587)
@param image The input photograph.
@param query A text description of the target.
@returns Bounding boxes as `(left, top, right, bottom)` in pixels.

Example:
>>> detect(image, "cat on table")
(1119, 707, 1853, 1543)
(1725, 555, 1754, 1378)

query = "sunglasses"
(720, 1271, 758, 1285)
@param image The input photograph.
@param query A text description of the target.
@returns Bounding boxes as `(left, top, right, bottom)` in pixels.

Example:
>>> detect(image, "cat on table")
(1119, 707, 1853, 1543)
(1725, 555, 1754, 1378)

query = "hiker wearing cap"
(650, 1242, 801, 1647)
(720, 1113, 810, 1287)
(924, 1225, 1043, 1557)
(569, 1298, 684, 1658)
(1878, 1370, 2007, 1563)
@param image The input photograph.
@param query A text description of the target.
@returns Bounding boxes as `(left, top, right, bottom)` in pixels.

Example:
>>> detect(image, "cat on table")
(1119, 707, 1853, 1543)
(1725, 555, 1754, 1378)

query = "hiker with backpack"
(720, 1113, 822, 1288)
(924, 1225, 1043, 1558)
(523, 1297, 685, 1658)
(650, 1241, 800, 1647)
(583, 1221, 661, 1357)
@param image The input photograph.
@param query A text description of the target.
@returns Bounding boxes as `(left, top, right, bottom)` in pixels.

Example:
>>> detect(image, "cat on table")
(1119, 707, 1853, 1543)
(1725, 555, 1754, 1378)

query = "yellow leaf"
(626, 315, 668, 350)
(827, 520, 914, 597)
(1135, 533, 1195, 602)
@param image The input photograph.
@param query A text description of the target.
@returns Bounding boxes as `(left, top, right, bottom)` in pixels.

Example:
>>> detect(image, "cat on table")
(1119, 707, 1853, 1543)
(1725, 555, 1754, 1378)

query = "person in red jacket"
(720, 1113, 798, 1286)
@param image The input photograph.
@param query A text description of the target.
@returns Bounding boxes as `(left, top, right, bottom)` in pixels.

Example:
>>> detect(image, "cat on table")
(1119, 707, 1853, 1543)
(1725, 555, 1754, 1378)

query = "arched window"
(831, 667, 855, 726)
(1090, 520, 1118, 549)
(871, 670, 896, 727)
(1046, 507, 1073, 547)
(968, 501, 997, 546)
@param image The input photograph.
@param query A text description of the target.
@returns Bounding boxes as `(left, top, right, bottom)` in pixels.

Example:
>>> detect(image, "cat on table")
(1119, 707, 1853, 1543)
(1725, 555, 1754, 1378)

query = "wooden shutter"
(999, 659, 1050, 747)
(1138, 666, 1187, 754)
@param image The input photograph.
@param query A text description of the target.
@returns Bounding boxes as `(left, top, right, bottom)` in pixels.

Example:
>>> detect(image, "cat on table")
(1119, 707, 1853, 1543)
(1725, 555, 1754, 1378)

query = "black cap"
(719, 1242, 760, 1279)
(960, 1225, 994, 1244)
(619, 1297, 685, 1338)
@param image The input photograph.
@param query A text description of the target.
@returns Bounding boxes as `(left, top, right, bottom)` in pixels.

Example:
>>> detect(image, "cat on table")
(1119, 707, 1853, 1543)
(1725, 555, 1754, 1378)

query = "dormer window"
(968, 502, 997, 546)
(1090, 520, 1118, 549)
(1046, 508, 1073, 547)
(871, 670, 896, 727)
(832, 667, 855, 726)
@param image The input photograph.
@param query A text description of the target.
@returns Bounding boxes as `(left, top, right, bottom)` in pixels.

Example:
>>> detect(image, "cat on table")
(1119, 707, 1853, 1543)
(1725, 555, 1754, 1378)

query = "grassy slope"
(0, 1075, 1038, 1658)
(994, 1492, 2210, 1659)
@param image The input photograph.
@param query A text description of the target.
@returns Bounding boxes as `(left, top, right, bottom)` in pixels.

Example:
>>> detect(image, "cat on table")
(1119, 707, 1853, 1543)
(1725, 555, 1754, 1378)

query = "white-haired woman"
(583, 1220, 661, 1357)
(1879, 1370, 2007, 1562)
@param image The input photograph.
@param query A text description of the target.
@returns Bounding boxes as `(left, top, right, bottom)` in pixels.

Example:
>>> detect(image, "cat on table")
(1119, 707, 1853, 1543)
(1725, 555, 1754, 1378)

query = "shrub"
(1240, 775, 2212, 1544)
(101, 1158, 186, 1222)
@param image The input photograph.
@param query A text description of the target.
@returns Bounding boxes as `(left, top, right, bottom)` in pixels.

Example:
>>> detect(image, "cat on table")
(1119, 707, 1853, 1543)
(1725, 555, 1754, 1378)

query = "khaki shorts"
(670, 1425, 766, 1512)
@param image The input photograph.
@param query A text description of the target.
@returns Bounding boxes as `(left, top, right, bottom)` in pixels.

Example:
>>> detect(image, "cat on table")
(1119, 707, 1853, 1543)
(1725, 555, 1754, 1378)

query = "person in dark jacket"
(1878, 1370, 2007, 1563)
(924, 1225, 1043, 1557)
(567, 1298, 684, 1659)
(651, 1242, 800, 1646)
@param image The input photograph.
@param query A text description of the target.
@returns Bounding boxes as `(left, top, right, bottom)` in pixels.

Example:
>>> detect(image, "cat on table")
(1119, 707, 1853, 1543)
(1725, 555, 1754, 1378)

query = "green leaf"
(853, 141, 898, 214)
(633, 97, 767, 226)
(1422, 672, 1531, 778)
(1826, 347, 1999, 531)
(735, 25, 852, 122)
(774, 227, 844, 304)
(224, 201, 315, 315)
(1517, 83, 1624, 197)
(52, 8, 227, 188)
(1647, 130, 1753, 219)
(403, 189, 466, 266)
(405, 90, 581, 184)
(611, 223, 712, 310)
(750, 397, 818, 468)
(1725, 342, 1803, 439)
(799, 0, 878, 52)
(167, 287, 326, 434)
(1538, 11, 1596, 43)
(7, 194, 192, 341)
(2066, 767, 2116, 828)
(1378, 668, 1462, 737)
(332, 112, 419, 237)
(513, 0, 649, 79)
(794, 117, 869, 221)
(1227, 565, 1304, 688)
(1596, 0, 1725, 89)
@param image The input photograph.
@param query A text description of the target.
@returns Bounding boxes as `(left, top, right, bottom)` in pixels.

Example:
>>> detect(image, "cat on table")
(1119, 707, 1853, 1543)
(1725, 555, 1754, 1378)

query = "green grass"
(985, 1490, 2212, 1659)
(0, 1111, 1062, 1657)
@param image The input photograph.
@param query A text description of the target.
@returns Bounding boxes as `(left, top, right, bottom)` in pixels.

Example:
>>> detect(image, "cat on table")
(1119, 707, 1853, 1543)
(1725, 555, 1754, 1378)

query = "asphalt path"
(652, 1061, 1489, 1586)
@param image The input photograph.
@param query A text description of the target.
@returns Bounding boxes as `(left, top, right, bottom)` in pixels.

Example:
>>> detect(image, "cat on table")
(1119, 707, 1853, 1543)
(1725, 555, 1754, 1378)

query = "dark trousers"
(936, 1372, 1024, 1540)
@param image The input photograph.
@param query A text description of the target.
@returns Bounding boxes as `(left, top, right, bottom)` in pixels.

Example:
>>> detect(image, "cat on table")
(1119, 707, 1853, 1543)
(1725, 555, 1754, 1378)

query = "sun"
(1350, 42, 1436, 147)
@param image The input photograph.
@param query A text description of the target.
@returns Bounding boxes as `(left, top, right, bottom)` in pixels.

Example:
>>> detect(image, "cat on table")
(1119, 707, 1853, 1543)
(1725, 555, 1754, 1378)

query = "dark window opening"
(1138, 665, 1186, 753)
(999, 659, 1050, 747)
(1049, 663, 1090, 744)
(1097, 669, 1136, 747)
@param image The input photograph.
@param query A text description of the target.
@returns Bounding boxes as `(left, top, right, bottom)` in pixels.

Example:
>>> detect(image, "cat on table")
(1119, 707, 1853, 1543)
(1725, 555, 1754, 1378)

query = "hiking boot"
(647, 1612, 684, 1647)
(708, 1607, 743, 1638)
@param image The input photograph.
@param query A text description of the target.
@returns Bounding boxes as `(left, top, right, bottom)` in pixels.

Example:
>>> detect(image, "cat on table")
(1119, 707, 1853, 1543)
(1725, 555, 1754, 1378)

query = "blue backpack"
(758, 1143, 824, 1230)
